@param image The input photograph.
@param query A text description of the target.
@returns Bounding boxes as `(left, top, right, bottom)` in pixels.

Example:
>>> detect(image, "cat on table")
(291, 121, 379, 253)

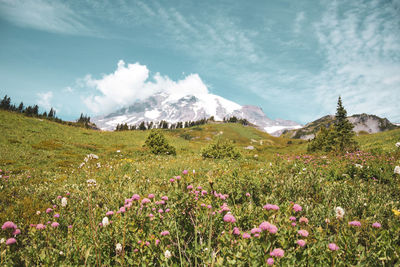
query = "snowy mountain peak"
(93, 92, 301, 135)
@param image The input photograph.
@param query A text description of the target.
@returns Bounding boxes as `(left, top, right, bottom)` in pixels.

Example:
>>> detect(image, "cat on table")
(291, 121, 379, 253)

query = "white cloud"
(83, 60, 210, 114)
(0, 0, 94, 35)
(294, 12, 305, 34)
(37, 91, 53, 110)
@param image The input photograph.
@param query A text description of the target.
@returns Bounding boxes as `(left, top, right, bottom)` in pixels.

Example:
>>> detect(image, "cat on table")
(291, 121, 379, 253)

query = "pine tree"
(334, 96, 357, 152)
(18, 102, 24, 112)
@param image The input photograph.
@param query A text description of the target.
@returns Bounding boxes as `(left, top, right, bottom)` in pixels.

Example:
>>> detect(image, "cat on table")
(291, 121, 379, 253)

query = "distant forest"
(0, 95, 95, 129)
(115, 116, 250, 131)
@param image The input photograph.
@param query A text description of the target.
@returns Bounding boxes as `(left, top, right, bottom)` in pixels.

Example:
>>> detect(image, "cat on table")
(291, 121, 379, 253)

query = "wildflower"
(259, 221, 278, 234)
(297, 239, 306, 247)
(372, 222, 381, 228)
(141, 198, 151, 205)
(394, 166, 400, 175)
(102, 217, 110, 227)
(61, 197, 67, 207)
(328, 243, 339, 251)
(355, 164, 363, 169)
(68, 225, 73, 229)
(148, 194, 155, 199)
(57, 195, 62, 199)
(6, 238, 16, 245)
(299, 217, 309, 224)
(242, 233, 251, 239)
(2, 221, 17, 230)
(148, 213, 154, 218)
(335, 207, 345, 220)
(54, 213, 60, 218)
(187, 185, 193, 190)
(246, 192, 251, 197)
(36, 224, 46, 230)
(263, 204, 279, 211)
(13, 229, 21, 235)
(169, 178, 175, 183)
(223, 213, 236, 223)
(289, 216, 296, 221)
(392, 209, 400, 216)
(233, 227, 240, 235)
(175, 176, 181, 180)
(270, 248, 284, 258)
(161, 231, 170, 236)
(293, 204, 302, 212)
(36, 211, 41, 215)
(349, 221, 361, 227)
(182, 170, 188, 175)
(158, 209, 164, 213)
(155, 239, 160, 245)
(298, 229, 309, 237)
(165, 208, 170, 213)
(0, 238, 4, 244)
(291, 222, 296, 227)
(106, 211, 114, 216)
(396, 142, 400, 148)
(207, 205, 212, 209)
(87, 179, 97, 187)
(59, 251, 64, 256)
(116, 243, 122, 254)
(131, 194, 140, 201)
(161, 196, 168, 201)
(267, 258, 274, 265)
(251, 228, 262, 234)
(51, 222, 60, 228)
(119, 207, 126, 213)
(164, 250, 172, 259)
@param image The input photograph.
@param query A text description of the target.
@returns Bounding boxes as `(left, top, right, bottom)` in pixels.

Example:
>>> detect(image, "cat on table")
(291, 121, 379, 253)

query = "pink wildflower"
(242, 233, 251, 239)
(289, 216, 296, 221)
(106, 211, 114, 216)
(328, 243, 339, 251)
(293, 204, 302, 212)
(51, 222, 59, 228)
(141, 198, 151, 205)
(119, 207, 126, 213)
(13, 229, 21, 235)
(349, 221, 361, 227)
(169, 178, 175, 183)
(155, 239, 160, 245)
(175, 176, 181, 180)
(223, 213, 236, 223)
(158, 209, 164, 213)
(246, 192, 251, 197)
(251, 227, 262, 234)
(2, 221, 17, 230)
(299, 217, 309, 224)
(54, 213, 60, 218)
(263, 204, 279, 211)
(267, 258, 274, 265)
(36, 224, 46, 230)
(298, 229, 309, 237)
(131, 194, 140, 200)
(46, 208, 53, 213)
(297, 239, 306, 247)
(161, 231, 170, 236)
(148, 194, 155, 199)
(161, 196, 168, 201)
(68, 225, 73, 229)
(182, 170, 188, 175)
(165, 208, 170, 213)
(372, 222, 381, 228)
(270, 248, 284, 258)
(233, 227, 240, 235)
(291, 222, 297, 227)
(187, 185, 193, 190)
(6, 238, 16, 245)
(57, 195, 62, 199)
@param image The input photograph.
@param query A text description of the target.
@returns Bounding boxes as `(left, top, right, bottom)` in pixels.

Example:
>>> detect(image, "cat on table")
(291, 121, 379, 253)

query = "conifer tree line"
(0, 94, 95, 129)
(115, 116, 250, 131)
(308, 96, 358, 153)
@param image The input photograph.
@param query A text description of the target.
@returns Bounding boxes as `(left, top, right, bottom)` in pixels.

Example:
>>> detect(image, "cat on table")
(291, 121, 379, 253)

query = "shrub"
(144, 130, 176, 155)
(201, 139, 241, 159)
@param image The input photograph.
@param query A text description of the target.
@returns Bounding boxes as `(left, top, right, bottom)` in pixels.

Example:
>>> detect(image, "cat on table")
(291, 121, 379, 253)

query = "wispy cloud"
(312, 0, 400, 121)
(294, 12, 305, 34)
(0, 0, 95, 35)
(37, 91, 53, 110)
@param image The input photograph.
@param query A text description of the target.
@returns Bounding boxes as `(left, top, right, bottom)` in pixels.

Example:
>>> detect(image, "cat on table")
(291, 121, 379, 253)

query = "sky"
(0, 0, 399, 124)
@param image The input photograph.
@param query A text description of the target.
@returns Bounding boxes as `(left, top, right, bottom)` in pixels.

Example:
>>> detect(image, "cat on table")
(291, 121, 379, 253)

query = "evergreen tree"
(334, 96, 357, 152)
(18, 102, 24, 112)
(138, 121, 146, 130)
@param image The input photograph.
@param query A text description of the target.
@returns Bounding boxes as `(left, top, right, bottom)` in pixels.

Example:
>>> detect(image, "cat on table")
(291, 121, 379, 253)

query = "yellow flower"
(392, 209, 400, 216)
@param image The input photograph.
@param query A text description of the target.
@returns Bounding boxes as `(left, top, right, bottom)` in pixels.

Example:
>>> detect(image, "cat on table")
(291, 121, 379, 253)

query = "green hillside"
(1, 110, 400, 266)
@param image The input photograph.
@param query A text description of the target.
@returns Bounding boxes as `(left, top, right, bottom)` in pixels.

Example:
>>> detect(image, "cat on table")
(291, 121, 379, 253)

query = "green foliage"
(144, 130, 176, 155)
(309, 97, 358, 153)
(201, 139, 242, 159)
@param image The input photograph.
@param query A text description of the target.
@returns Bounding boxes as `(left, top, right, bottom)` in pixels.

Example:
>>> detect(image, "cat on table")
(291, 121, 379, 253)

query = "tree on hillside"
(308, 96, 357, 153)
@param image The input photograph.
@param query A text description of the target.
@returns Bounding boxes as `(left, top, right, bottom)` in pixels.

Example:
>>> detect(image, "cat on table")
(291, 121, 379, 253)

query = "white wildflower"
(36, 211, 41, 215)
(164, 250, 172, 259)
(116, 150, 121, 153)
(96, 162, 101, 168)
(355, 164, 363, 169)
(61, 197, 67, 207)
(0, 238, 5, 244)
(394, 166, 400, 175)
(395, 142, 400, 148)
(87, 179, 97, 188)
(79, 162, 85, 168)
(59, 251, 64, 255)
(102, 217, 110, 227)
(335, 207, 345, 220)
(116, 243, 122, 254)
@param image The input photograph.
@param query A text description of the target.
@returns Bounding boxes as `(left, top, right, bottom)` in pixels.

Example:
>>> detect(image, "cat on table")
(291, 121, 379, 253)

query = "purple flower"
(46, 208, 52, 214)
(141, 198, 151, 205)
(187, 185, 193, 190)
(6, 238, 16, 245)
(161, 196, 168, 201)
(1, 221, 17, 230)
(293, 204, 302, 212)
(232, 227, 240, 235)
(223, 214, 236, 223)
(51, 222, 60, 228)
(182, 170, 188, 175)
(263, 204, 279, 211)
(161, 231, 170, 236)
(36, 224, 46, 230)
(297, 239, 306, 247)
(328, 243, 339, 251)
(270, 248, 284, 258)
(289, 216, 296, 221)
(372, 222, 381, 228)
(297, 229, 309, 237)
(13, 229, 21, 235)
(348, 221, 361, 227)
(242, 232, 251, 239)
(131, 194, 140, 201)
(54, 213, 60, 218)
(148, 194, 155, 199)
(267, 258, 274, 265)
(106, 211, 114, 216)
(251, 228, 262, 234)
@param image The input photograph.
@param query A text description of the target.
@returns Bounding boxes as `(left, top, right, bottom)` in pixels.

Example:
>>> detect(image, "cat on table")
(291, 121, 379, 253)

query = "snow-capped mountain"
(92, 92, 301, 135)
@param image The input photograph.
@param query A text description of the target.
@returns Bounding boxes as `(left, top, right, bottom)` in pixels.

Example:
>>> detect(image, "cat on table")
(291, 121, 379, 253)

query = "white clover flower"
(116, 243, 122, 254)
(164, 250, 172, 259)
(335, 207, 345, 220)
(102, 217, 110, 227)
(394, 166, 400, 175)
(87, 179, 97, 188)
(61, 197, 68, 207)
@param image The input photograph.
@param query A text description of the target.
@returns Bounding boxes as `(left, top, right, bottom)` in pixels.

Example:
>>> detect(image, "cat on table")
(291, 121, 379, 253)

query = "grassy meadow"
(1, 110, 400, 266)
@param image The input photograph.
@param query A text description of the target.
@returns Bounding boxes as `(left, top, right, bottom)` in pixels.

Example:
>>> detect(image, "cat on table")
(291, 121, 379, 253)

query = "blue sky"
(0, 0, 399, 124)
